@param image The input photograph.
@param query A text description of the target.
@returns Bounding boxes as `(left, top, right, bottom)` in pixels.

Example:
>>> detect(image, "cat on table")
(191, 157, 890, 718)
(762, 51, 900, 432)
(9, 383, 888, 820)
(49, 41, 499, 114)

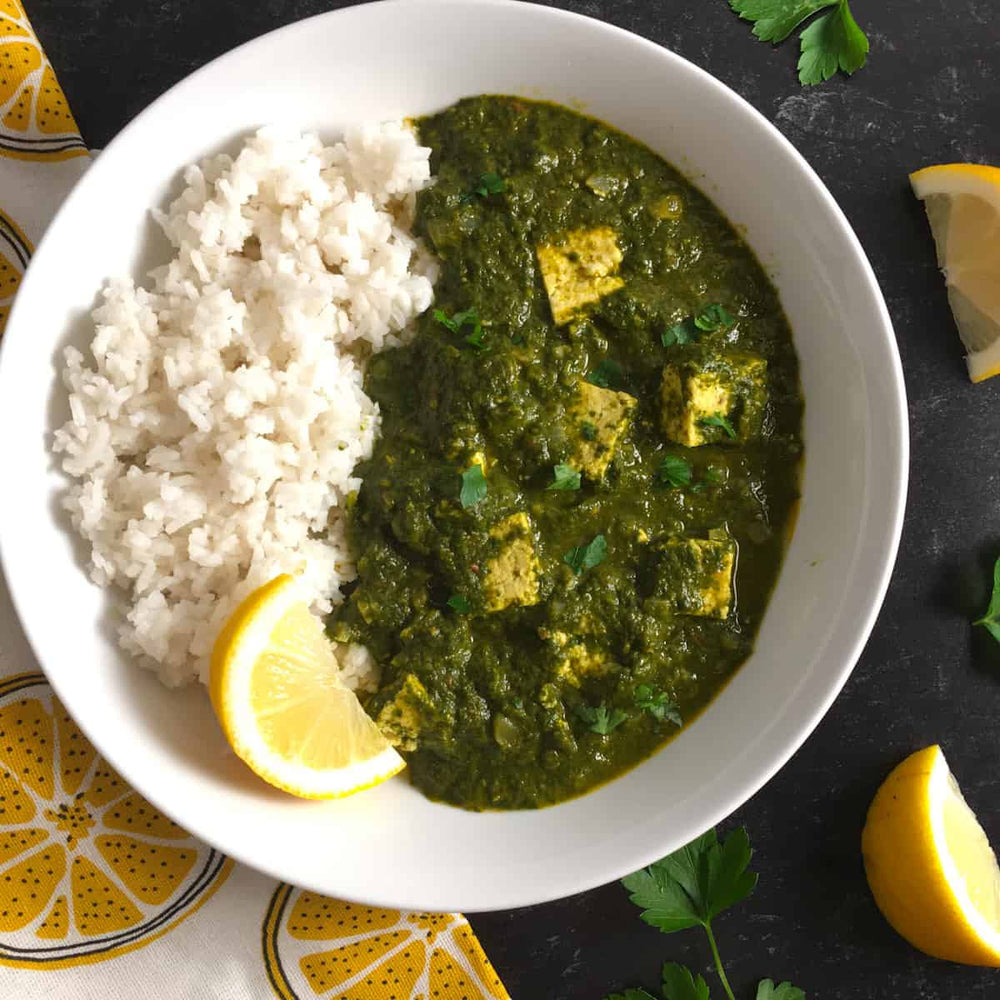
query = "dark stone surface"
(24, 0, 1000, 995)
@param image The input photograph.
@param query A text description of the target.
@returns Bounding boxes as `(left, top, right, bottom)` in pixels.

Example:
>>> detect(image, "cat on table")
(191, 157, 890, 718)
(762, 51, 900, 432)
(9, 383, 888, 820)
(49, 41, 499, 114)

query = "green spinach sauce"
(328, 96, 803, 810)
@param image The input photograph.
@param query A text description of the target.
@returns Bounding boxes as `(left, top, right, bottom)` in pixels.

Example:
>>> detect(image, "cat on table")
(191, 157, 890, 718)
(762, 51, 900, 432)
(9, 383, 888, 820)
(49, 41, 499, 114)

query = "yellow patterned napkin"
(0, 5, 510, 997)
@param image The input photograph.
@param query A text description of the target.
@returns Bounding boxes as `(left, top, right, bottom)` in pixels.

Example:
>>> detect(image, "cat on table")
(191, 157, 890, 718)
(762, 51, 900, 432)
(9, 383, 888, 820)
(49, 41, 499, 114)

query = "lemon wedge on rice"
(910, 163, 1000, 382)
(862, 745, 1000, 966)
(210, 574, 404, 799)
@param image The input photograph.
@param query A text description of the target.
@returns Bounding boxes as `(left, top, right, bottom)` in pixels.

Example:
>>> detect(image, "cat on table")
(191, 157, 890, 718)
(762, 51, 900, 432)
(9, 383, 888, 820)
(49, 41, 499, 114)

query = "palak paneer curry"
(328, 96, 804, 810)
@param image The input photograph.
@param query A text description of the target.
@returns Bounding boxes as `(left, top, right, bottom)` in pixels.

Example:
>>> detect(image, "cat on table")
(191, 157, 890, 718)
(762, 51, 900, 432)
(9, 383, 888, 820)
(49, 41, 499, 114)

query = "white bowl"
(0, 0, 906, 911)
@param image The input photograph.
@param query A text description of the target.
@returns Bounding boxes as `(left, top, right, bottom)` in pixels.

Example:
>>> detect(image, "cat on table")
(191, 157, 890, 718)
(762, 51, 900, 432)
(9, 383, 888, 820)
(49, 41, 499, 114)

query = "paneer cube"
(373, 673, 435, 751)
(555, 638, 611, 687)
(567, 379, 637, 479)
(537, 227, 625, 325)
(660, 354, 767, 447)
(648, 536, 736, 618)
(483, 512, 541, 612)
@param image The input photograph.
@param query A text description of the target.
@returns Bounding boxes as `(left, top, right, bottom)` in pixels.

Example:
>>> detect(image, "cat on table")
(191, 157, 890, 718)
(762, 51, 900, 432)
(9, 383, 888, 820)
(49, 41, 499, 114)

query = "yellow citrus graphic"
(0, 2, 86, 160)
(0, 207, 29, 339)
(262, 884, 510, 999)
(0, 673, 233, 968)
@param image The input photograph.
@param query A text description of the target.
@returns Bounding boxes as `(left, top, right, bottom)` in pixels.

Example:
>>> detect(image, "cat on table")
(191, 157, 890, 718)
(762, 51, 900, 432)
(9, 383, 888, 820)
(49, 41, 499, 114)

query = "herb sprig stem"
(705, 924, 735, 1000)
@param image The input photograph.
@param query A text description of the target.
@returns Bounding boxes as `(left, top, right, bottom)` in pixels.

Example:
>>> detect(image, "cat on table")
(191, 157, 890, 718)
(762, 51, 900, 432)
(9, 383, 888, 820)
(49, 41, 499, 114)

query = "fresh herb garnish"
(693, 303, 736, 332)
(634, 685, 682, 725)
(463, 171, 505, 201)
(563, 534, 607, 574)
(547, 463, 582, 492)
(728, 0, 869, 86)
(699, 415, 737, 440)
(656, 456, 692, 490)
(459, 464, 488, 509)
(581, 421, 598, 441)
(661, 964, 711, 1000)
(446, 594, 471, 613)
(974, 555, 1000, 643)
(604, 827, 804, 1000)
(433, 307, 487, 350)
(587, 359, 625, 389)
(756, 982, 805, 1000)
(576, 703, 628, 735)
(661, 319, 696, 347)
(662, 304, 733, 346)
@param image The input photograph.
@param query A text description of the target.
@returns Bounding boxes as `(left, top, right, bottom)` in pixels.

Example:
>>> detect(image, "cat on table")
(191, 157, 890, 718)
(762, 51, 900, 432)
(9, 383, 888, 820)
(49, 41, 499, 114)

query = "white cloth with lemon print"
(0, 4, 510, 998)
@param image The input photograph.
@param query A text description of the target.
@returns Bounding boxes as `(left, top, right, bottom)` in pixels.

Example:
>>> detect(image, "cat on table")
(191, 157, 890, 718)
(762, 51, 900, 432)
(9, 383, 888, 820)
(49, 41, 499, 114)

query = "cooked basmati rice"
(53, 123, 436, 687)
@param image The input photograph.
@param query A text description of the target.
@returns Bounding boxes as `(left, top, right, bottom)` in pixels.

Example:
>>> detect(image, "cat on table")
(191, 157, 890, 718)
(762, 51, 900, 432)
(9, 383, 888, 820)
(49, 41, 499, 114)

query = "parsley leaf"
(729, 0, 834, 42)
(974, 555, 1000, 644)
(699, 415, 737, 440)
(434, 307, 487, 350)
(576, 703, 628, 735)
(446, 594, 471, 613)
(728, 0, 869, 86)
(563, 534, 607, 574)
(622, 827, 757, 932)
(662, 319, 696, 347)
(657, 456, 692, 490)
(662, 963, 711, 1000)
(459, 464, 488, 509)
(604, 992, 658, 1000)
(581, 421, 598, 441)
(797, 0, 869, 84)
(547, 463, 582, 492)
(694, 303, 736, 332)
(756, 980, 805, 1000)
(635, 685, 682, 725)
(588, 359, 625, 389)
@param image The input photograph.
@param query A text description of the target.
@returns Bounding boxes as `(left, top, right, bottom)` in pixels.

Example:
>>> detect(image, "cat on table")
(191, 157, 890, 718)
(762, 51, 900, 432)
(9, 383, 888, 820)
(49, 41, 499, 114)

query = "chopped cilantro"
(657, 456, 692, 489)
(634, 684, 682, 725)
(694, 303, 736, 332)
(547, 464, 582, 492)
(576, 703, 628, 735)
(662, 319, 696, 347)
(434, 306, 487, 350)
(581, 421, 598, 441)
(563, 534, 607, 574)
(475, 172, 505, 196)
(459, 464, 488, 508)
(699, 414, 737, 440)
(587, 359, 625, 389)
(446, 594, 471, 613)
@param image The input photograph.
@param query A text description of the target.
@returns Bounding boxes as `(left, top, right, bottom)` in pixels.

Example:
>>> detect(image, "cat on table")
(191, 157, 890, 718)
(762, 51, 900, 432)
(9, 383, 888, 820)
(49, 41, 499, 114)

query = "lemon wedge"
(910, 163, 1000, 382)
(862, 744, 1000, 966)
(209, 574, 404, 799)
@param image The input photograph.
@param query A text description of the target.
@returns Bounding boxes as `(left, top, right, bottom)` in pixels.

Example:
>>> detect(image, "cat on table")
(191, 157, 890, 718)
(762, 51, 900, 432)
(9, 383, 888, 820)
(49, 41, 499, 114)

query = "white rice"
(53, 123, 436, 687)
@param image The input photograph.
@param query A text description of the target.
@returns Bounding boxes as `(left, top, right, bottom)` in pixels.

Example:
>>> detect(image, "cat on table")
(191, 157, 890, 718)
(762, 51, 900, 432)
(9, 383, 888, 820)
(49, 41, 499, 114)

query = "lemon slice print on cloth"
(0, 0, 86, 160)
(0, 673, 233, 969)
(0, 208, 30, 337)
(262, 883, 510, 1000)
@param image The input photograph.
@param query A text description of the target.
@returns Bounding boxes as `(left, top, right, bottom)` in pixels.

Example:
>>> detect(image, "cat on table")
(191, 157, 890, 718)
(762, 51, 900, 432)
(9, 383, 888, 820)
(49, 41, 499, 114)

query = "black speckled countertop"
(26, 1, 1000, 995)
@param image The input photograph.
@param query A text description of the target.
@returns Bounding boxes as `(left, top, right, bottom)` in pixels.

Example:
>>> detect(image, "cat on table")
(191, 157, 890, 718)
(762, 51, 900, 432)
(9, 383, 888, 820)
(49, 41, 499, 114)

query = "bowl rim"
(0, 0, 908, 911)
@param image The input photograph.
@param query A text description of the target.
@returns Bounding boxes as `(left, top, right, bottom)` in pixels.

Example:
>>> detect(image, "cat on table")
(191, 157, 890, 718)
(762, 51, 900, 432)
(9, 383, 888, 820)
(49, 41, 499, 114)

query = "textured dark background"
(24, 0, 1000, 996)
